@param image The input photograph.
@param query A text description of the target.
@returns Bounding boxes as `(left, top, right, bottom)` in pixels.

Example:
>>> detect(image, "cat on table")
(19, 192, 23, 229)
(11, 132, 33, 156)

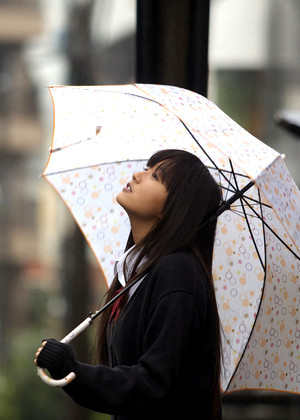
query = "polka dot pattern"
(50, 161, 146, 279)
(44, 84, 300, 394)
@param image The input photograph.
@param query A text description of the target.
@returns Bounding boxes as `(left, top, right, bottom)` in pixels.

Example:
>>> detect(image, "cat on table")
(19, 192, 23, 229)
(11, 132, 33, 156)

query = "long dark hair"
(96, 149, 222, 418)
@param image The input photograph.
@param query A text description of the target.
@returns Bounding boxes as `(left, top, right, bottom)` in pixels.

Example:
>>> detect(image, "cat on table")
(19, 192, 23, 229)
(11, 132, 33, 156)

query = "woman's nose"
(132, 170, 144, 182)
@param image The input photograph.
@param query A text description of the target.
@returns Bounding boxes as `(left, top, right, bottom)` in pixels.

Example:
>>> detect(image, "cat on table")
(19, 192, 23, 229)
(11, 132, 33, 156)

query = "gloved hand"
(34, 338, 76, 380)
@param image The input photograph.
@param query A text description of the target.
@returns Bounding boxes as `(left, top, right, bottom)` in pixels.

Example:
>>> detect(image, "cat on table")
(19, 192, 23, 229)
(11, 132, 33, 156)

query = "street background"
(0, 1, 300, 419)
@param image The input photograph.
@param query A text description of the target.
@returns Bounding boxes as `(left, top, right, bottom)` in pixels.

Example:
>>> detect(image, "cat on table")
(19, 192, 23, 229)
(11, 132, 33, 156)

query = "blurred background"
(0, 0, 299, 419)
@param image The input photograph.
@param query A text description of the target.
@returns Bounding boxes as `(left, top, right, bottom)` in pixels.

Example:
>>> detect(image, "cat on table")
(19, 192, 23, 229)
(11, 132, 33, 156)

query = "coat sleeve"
(62, 257, 208, 416)
(38, 254, 209, 416)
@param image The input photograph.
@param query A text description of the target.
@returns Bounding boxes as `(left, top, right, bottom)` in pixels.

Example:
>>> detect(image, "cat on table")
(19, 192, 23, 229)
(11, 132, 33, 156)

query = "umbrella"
(39, 84, 300, 394)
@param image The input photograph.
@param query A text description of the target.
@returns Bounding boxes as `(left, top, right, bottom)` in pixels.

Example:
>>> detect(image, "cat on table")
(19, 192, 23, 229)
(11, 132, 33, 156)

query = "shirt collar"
(114, 246, 147, 287)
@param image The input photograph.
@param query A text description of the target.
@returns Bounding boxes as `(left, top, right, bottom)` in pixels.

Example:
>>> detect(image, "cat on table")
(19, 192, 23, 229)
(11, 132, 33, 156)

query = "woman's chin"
(116, 192, 122, 205)
(116, 191, 127, 210)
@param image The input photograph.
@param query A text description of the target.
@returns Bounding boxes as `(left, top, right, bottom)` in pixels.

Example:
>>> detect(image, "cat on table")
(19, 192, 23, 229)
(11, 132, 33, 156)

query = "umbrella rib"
(242, 196, 300, 261)
(228, 158, 240, 205)
(212, 168, 263, 211)
(49, 87, 168, 152)
(228, 159, 266, 270)
(219, 176, 271, 209)
(223, 272, 267, 393)
(229, 159, 238, 187)
(258, 187, 268, 269)
(206, 165, 250, 179)
(43, 159, 148, 177)
(240, 199, 266, 271)
(208, 180, 255, 224)
(232, 201, 271, 210)
(222, 163, 267, 390)
(80, 86, 160, 106)
(229, 209, 262, 219)
(222, 173, 233, 202)
(178, 119, 238, 192)
(231, 200, 271, 210)
(225, 190, 268, 393)
(241, 196, 272, 208)
(50, 138, 95, 153)
(225, 191, 272, 209)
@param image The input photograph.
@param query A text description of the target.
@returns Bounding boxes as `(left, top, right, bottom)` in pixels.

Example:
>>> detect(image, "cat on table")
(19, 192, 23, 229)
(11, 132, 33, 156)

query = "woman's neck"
(130, 217, 157, 245)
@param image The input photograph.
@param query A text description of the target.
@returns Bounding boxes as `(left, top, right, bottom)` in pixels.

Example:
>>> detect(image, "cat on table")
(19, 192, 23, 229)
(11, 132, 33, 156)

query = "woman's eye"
(152, 172, 159, 180)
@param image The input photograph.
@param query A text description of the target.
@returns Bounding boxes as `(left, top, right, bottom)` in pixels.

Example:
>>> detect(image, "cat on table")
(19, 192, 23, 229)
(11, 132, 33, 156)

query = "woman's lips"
(123, 182, 132, 192)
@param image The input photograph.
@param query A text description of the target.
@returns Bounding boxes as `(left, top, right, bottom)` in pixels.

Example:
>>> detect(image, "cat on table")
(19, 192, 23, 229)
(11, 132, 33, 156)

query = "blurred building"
(209, 0, 300, 186)
(0, 2, 133, 419)
(0, 0, 136, 365)
(0, 0, 45, 363)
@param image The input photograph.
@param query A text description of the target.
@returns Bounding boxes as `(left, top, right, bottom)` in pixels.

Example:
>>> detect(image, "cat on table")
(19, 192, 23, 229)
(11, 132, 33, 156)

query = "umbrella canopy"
(43, 84, 300, 394)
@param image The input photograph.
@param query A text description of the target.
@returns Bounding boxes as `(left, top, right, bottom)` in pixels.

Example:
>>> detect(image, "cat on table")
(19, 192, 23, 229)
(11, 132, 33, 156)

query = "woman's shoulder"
(148, 248, 207, 295)
(156, 248, 202, 272)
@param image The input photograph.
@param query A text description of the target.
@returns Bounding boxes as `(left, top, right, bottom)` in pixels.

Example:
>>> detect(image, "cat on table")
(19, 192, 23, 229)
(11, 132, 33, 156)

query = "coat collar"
(114, 246, 147, 287)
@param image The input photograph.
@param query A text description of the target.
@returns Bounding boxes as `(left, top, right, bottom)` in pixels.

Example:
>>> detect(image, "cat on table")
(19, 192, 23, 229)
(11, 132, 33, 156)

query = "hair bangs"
(147, 149, 200, 191)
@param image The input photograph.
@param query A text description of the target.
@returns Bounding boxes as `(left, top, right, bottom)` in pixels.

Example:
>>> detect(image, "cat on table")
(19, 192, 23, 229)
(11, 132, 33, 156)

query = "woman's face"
(116, 164, 168, 228)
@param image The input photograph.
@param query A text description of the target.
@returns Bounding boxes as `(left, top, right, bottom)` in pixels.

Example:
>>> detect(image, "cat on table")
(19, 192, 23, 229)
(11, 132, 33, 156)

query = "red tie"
(109, 287, 127, 322)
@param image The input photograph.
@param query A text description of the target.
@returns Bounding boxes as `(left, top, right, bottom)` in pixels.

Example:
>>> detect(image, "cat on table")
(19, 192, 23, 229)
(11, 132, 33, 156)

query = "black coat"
(46, 249, 220, 419)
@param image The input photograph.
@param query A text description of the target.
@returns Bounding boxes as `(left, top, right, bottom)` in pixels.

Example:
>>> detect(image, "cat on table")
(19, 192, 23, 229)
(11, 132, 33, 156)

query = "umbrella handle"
(37, 316, 92, 387)
(37, 279, 142, 387)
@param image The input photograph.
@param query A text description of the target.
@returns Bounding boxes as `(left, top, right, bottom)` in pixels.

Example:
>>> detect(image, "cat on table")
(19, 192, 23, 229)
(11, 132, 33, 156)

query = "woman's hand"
(34, 340, 47, 366)
(33, 338, 76, 380)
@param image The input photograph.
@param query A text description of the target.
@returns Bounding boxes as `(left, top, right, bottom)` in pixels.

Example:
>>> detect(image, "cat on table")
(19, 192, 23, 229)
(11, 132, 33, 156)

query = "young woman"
(35, 149, 223, 420)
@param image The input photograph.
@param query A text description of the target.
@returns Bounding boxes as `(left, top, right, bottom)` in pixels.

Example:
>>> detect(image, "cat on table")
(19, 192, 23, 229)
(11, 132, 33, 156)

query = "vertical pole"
(136, 0, 210, 97)
(63, 2, 95, 419)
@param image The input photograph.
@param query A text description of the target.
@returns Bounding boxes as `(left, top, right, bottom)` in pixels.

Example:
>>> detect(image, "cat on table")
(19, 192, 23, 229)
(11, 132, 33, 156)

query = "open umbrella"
(39, 84, 300, 394)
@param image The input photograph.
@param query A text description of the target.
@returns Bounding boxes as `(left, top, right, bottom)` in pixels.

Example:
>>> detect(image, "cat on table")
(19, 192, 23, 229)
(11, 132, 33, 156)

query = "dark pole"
(62, 2, 95, 420)
(136, 0, 210, 97)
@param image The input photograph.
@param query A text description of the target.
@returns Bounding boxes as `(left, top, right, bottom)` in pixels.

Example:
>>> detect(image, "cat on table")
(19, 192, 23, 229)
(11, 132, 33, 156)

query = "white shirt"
(114, 246, 147, 300)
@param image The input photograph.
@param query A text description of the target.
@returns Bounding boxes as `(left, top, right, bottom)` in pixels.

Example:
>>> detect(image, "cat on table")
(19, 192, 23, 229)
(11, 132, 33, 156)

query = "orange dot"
(223, 302, 230, 311)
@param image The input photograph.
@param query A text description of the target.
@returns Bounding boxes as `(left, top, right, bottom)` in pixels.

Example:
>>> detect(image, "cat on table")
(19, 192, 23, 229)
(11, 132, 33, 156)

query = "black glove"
(36, 338, 76, 380)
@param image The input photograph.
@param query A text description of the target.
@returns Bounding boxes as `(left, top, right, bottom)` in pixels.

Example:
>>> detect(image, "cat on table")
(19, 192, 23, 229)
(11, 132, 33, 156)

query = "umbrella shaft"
(90, 275, 145, 322)
(212, 180, 254, 220)
(61, 317, 93, 344)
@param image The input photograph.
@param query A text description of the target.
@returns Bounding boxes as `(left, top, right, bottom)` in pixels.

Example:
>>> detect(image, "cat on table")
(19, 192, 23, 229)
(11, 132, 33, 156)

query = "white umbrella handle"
(37, 316, 92, 387)
(37, 278, 142, 387)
